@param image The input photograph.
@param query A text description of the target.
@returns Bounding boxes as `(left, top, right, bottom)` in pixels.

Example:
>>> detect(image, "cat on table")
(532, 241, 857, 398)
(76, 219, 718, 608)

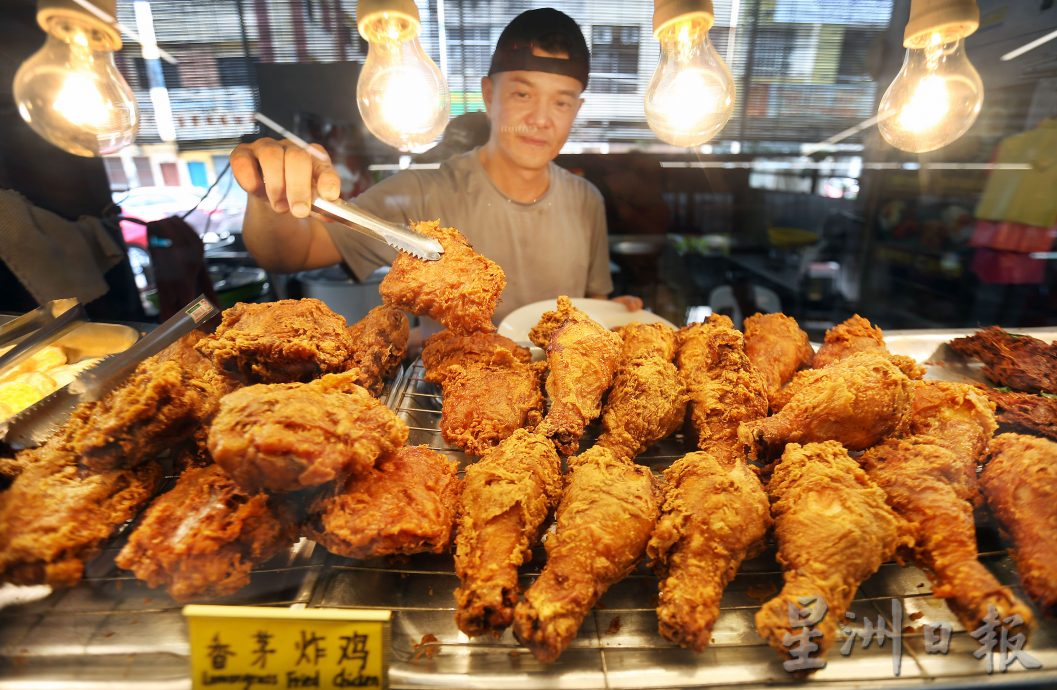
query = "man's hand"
(229, 137, 341, 218)
(611, 295, 643, 312)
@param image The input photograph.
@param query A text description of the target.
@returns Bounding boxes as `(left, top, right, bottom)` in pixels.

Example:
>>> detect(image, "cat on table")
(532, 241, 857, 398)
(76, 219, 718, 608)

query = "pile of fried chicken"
(2, 219, 1055, 674)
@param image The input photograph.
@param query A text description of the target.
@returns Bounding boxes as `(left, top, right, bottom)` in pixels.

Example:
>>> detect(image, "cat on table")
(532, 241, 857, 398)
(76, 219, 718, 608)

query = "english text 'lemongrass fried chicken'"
(513, 446, 658, 663)
(115, 463, 296, 602)
(304, 445, 461, 560)
(530, 296, 622, 456)
(345, 305, 410, 396)
(647, 451, 770, 652)
(980, 433, 1057, 616)
(811, 314, 926, 379)
(743, 312, 814, 407)
(862, 436, 1032, 633)
(755, 441, 911, 674)
(380, 221, 506, 335)
(195, 298, 359, 384)
(676, 315, 768, 461)
(208, 371, 408, 493)
(739, 351, 913, 461)
(454, 429, 562, 637)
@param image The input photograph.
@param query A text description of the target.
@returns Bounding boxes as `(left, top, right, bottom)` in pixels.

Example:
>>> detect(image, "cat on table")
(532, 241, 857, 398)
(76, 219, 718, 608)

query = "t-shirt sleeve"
(324, 171, 427, 281)
(585, 188, 614, 297)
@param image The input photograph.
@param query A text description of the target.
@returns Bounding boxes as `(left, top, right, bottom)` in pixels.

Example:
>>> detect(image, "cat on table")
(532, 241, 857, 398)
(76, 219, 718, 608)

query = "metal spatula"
(311, 197, 444, 261)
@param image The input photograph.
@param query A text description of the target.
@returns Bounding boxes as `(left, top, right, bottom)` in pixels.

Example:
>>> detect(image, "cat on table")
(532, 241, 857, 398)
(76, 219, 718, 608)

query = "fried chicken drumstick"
(513, 446, 658, 662)
(380, 220, 506, 335)
(756, 441, 909, 672)
(980, 433, 1057, 615)
(453, 429, 562, 637)
(812, 314, 925, 379)
(743, 312, 813, 405)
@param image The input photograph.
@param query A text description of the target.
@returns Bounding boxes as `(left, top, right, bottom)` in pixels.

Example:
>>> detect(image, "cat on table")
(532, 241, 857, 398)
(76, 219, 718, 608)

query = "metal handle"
(0, 299, 84, 376)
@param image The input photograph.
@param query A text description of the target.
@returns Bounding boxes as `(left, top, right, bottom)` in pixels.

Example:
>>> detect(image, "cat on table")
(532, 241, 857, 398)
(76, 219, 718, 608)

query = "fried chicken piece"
(196, 298, 358, 384)
(739, 351, 912, 461)
(207, 371, 408, 493)
(905, 380, 997, 461)
(648, 452, 770, 652)
(949, 327, 1057, 393)
(513, 446, 658, 663)
(454, 429, 562, 637)
(813, 314, 925, 379)
(862, 436, 1032, 632)
(596, 356, 687, 459)
(676, 315, 768, 461)
(380, 221, 505, 335)
(437, 354, 547, 456)
(986, 389, 1057, 441)
(304, 445, 460, 559)
(115, 464, 295, 602)
(755, 442, 910, 672)
(0, 441, 161, 587)
(980, 433, 1057, 615)
(743, 313, 814, 405)
(614, 322, 678, 361)
(422, 330, 531, 384)
(345, 305, 409, 396)
(532, 297, 622, 456)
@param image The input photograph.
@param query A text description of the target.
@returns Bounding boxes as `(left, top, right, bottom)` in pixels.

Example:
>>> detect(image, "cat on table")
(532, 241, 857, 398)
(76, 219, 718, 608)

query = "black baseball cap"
(488, 8, 590, 90)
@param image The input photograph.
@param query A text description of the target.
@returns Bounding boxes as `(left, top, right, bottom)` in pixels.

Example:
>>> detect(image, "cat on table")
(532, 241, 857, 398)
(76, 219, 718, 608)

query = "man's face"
(481, 55, 584, 171)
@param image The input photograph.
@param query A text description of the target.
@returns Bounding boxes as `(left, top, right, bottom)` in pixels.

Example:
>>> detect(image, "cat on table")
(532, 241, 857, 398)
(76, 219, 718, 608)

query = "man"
(231, 8, 642, 322)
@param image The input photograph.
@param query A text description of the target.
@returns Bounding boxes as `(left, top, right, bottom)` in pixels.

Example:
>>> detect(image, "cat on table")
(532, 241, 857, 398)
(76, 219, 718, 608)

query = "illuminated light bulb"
(645, 6, 735, 147)
(356, 2, 449, 150)
(13, 13, 138, 157)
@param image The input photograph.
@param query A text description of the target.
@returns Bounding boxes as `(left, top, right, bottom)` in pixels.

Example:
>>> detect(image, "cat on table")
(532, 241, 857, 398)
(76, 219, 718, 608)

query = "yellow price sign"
(184, 605, 391, 689)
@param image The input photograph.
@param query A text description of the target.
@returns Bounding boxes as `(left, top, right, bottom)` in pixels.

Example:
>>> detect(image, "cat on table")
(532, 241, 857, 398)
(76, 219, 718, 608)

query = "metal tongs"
(0, 298, 84, 377)
(311, 196, 444, 261)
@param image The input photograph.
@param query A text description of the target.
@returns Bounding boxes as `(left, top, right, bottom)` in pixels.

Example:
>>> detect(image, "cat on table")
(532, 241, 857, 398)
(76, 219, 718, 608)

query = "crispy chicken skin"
(305, 446, 461, 559)
(596, 356, 687, 459)
(208, 371, 408, 493)
(812, 314, 925, 379)
(739, 351, 912, 460)
(862, 436, 1032, 632)
(648, 452, 770, 652)
(454, 429, 562, 637)
(755, 442, 910, 672)
(0, 440, 161, 587)
(532, 297, 622, 456)
(949, 327, 1057, 393)
(422, 331, 531, 384)
(513, 446, 658, 663)
(380, 221, 506, 335)
(675, 315, 768, 460)
(980, 433, 1057, 615)
(196, 299, 359, 384)
(743, 313, 814, 404)
(436, 355, 547, 457)
(905, 380, 997, 462)
(614, 322, 678, 362)
(115, 464, 295, 602)
(986, 389, 1057, 441)
(345, 305, 409, 396)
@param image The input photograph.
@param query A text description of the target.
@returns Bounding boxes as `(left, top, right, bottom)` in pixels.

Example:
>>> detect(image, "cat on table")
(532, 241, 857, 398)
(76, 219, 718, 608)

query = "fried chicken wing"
(614, 322, 677, 361)
(986, 389, 1057, 441)
(454, 429, 562, 637)
(345, 305, 409, 396)
(755, 441, 910, 672)
(980, 433, 1057, 615)
(207, 371, 408, 493)
(676, 315, 768, 461)
(739, 351, 912, 460)
(532, 297, 622, 456)
(422, 330, 531, 384)
(305, 446, 461, 559)
(115, 463, 295, 602)
(743, 313, 814, 405)
(862, 436, 1032, 632)
(813, 314, 925, 379)
(196, 298, 358, 384)
(513, 446, 658, 663)
(648, 452, 770, 652)
(949, 327, 1057, 393)
(905, 380, 997, 461)
(380, 221, 506, 335)
(596, 356, 687, 459)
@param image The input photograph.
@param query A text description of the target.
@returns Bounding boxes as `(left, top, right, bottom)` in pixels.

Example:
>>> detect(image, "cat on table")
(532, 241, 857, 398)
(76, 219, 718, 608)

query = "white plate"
(497, 298, 676, 343)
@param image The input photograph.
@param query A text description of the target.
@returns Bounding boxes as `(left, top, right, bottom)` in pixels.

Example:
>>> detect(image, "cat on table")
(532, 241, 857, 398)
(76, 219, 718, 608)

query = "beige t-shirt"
(325, 148, 614, 323)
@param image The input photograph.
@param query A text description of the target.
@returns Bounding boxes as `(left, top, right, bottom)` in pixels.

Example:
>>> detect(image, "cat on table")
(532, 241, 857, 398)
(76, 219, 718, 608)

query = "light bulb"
(13, 22, 138, 157)
(645, 13, 735, 147)
(877, 35, 983, 153)
(357, 12, 449, 150)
